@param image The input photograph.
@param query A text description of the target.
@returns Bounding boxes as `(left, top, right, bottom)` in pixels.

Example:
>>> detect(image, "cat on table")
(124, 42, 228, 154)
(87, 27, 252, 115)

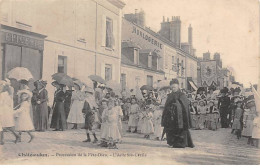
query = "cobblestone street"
(1, 124, 259, 165)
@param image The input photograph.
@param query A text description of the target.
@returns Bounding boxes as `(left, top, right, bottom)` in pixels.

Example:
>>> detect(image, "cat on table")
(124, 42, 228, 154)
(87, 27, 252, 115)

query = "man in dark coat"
(161, 79, 194, 148)
(218, 87, 231, 128)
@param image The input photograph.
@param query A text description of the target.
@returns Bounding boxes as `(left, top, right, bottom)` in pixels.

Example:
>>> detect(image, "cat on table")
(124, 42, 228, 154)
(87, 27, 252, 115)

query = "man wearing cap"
(161, 78, 194, 148)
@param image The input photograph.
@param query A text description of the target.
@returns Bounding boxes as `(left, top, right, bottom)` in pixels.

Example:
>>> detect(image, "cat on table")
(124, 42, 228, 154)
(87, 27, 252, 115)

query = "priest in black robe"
(161, 79, 194, 148)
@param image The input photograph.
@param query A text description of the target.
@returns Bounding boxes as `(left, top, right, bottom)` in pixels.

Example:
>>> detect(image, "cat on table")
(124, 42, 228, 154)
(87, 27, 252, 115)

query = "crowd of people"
(188, 86, 260, 147)
(0, 76, 259, 149)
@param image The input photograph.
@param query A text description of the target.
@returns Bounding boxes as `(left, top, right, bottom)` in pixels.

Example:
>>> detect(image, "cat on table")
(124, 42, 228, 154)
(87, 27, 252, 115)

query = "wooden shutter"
(112, 19, 117, 49)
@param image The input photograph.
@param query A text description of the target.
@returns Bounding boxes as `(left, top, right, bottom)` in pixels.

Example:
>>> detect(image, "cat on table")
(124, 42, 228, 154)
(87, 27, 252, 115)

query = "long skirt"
(165, 128, 194, 148)
(199, 114, 206, 129)
(101, 123, 121, 143)
(191, 114, 200, 129)
(67, 100, 85, 124)
(128, 114, 138, 127)
(33, 102, 48, 131)
(141, 119, 154, 135)
(50, 102, 67, 130)
(242, 120, 254, 137)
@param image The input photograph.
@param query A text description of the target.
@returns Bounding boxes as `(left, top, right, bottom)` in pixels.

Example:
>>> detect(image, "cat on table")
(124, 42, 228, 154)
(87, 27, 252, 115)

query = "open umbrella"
(140, 85, 153, 91)
(88, 75, 106, 84)
(7, 67, 33, 81)
(106, 80, 122, 91)
(52, 73, 74, 87)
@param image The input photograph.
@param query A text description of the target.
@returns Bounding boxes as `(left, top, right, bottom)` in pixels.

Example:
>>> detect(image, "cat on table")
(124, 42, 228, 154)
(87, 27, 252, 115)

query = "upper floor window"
(106, 17, 114, 48)
(58, 56, 67, 74)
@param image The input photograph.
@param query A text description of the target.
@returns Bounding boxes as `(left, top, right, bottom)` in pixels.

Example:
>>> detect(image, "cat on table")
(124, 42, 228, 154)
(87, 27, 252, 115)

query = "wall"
(121, 65, 164, 90)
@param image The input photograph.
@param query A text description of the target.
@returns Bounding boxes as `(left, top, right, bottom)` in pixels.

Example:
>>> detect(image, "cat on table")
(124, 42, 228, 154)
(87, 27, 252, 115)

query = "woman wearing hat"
(0, 80, 20, 144)
(67, 80, 85, 129)
(161, 78, 194, 148)
(31, 80, 49, 131)
(50, 82, 67, 131)
(14, 89, 34, 142)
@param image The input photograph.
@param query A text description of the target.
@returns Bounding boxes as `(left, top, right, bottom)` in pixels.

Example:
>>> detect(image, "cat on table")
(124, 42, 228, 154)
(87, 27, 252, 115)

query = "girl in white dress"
(114, 99, 123, 137)
(67, 81, 85, 129)
(14, 89, 34, 143)
(101, 99, 121, 149)
(153, 105, 163, 140)
(141, 107, 154, 139)
(198, 100, 207, 129)
(0, 80, 20, 145)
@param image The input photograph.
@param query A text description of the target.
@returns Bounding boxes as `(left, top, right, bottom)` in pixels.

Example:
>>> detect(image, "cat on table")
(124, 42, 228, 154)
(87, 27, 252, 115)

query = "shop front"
(0, 24, 46, 80)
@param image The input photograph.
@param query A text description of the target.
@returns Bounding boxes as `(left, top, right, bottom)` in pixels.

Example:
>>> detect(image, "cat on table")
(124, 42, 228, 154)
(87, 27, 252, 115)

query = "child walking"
(100, 99, 121, 149)
(82, 97, 98, 143)
(127, 98, 140, 133)
(14, 89, 35, 143)
(141, 107, 154, 139)
(114, 99, 123, 137)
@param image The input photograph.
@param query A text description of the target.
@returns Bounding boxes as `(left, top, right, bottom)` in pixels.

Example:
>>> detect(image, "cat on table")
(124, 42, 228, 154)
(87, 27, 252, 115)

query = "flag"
(200, 61, 217, 86)
(252, 85, 260, 114)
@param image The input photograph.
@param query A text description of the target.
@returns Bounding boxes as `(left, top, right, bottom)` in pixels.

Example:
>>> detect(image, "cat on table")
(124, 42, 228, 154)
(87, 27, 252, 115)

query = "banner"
(200, 61, 217, 86)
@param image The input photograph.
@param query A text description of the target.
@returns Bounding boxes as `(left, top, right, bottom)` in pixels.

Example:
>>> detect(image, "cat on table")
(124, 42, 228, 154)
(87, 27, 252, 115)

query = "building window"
(172, 56, 175, 70)
(106, 17, 114, 48)
(58, 56, 67, 74)
(120, 73, 126, 90)
(181, 82, 184, 88)
(147, 75, 153, 87)
(181, 60, 184, 76)
(105, 64, 112, 81)
(177, 58, 180, 75)
(134, 48, 139, 65)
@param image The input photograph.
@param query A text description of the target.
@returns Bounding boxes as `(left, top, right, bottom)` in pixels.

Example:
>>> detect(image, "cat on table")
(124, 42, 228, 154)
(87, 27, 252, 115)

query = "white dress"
(252, 116, 260, 139)
(14, 101, 34, 131)
(101, 108, 121, 142)
(0, 92, 15, 128)
(67, 91, 85, 124)
(153, 109, 163, 137)
(141, 112, 154, 135)
(242, 110, 256, 137)
(113, 106, 123, 136)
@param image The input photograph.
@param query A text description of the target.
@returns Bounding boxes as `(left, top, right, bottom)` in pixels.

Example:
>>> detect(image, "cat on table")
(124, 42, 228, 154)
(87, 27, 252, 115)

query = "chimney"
(163, 16, 165, 22)
(188, 24, 193, 48)
(167, 17, 169, 22)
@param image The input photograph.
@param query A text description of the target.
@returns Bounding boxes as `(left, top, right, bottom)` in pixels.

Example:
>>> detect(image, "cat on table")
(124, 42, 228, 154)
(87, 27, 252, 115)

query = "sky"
(123, 0, 259, 87)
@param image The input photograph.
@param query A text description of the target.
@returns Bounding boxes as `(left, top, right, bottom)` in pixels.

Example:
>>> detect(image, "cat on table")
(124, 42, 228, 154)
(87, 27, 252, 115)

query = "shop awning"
(189, 80, 198, 91)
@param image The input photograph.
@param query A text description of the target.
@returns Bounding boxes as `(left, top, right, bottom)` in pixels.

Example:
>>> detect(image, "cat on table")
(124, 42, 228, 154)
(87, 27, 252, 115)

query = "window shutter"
(112, 19, 117, 49)
(101, 62, 105, 79)
(102, 15, 106, 47)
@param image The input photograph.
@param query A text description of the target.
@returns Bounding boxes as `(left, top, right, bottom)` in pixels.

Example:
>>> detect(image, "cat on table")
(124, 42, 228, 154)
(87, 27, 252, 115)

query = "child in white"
(14, 89, 34, 143)
(198, 100, 207, 129)
(101, 99, 121, 149)
(114, 99, 123, 137)
(141, 107, 154, 139)
(153, 105, 163, 140)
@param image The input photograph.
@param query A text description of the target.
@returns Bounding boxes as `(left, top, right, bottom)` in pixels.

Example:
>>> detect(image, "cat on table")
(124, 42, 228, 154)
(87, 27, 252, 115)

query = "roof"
(122, 41, 141, 49)
(121, 54, 164, 74)
(123, 18, 198, 61)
